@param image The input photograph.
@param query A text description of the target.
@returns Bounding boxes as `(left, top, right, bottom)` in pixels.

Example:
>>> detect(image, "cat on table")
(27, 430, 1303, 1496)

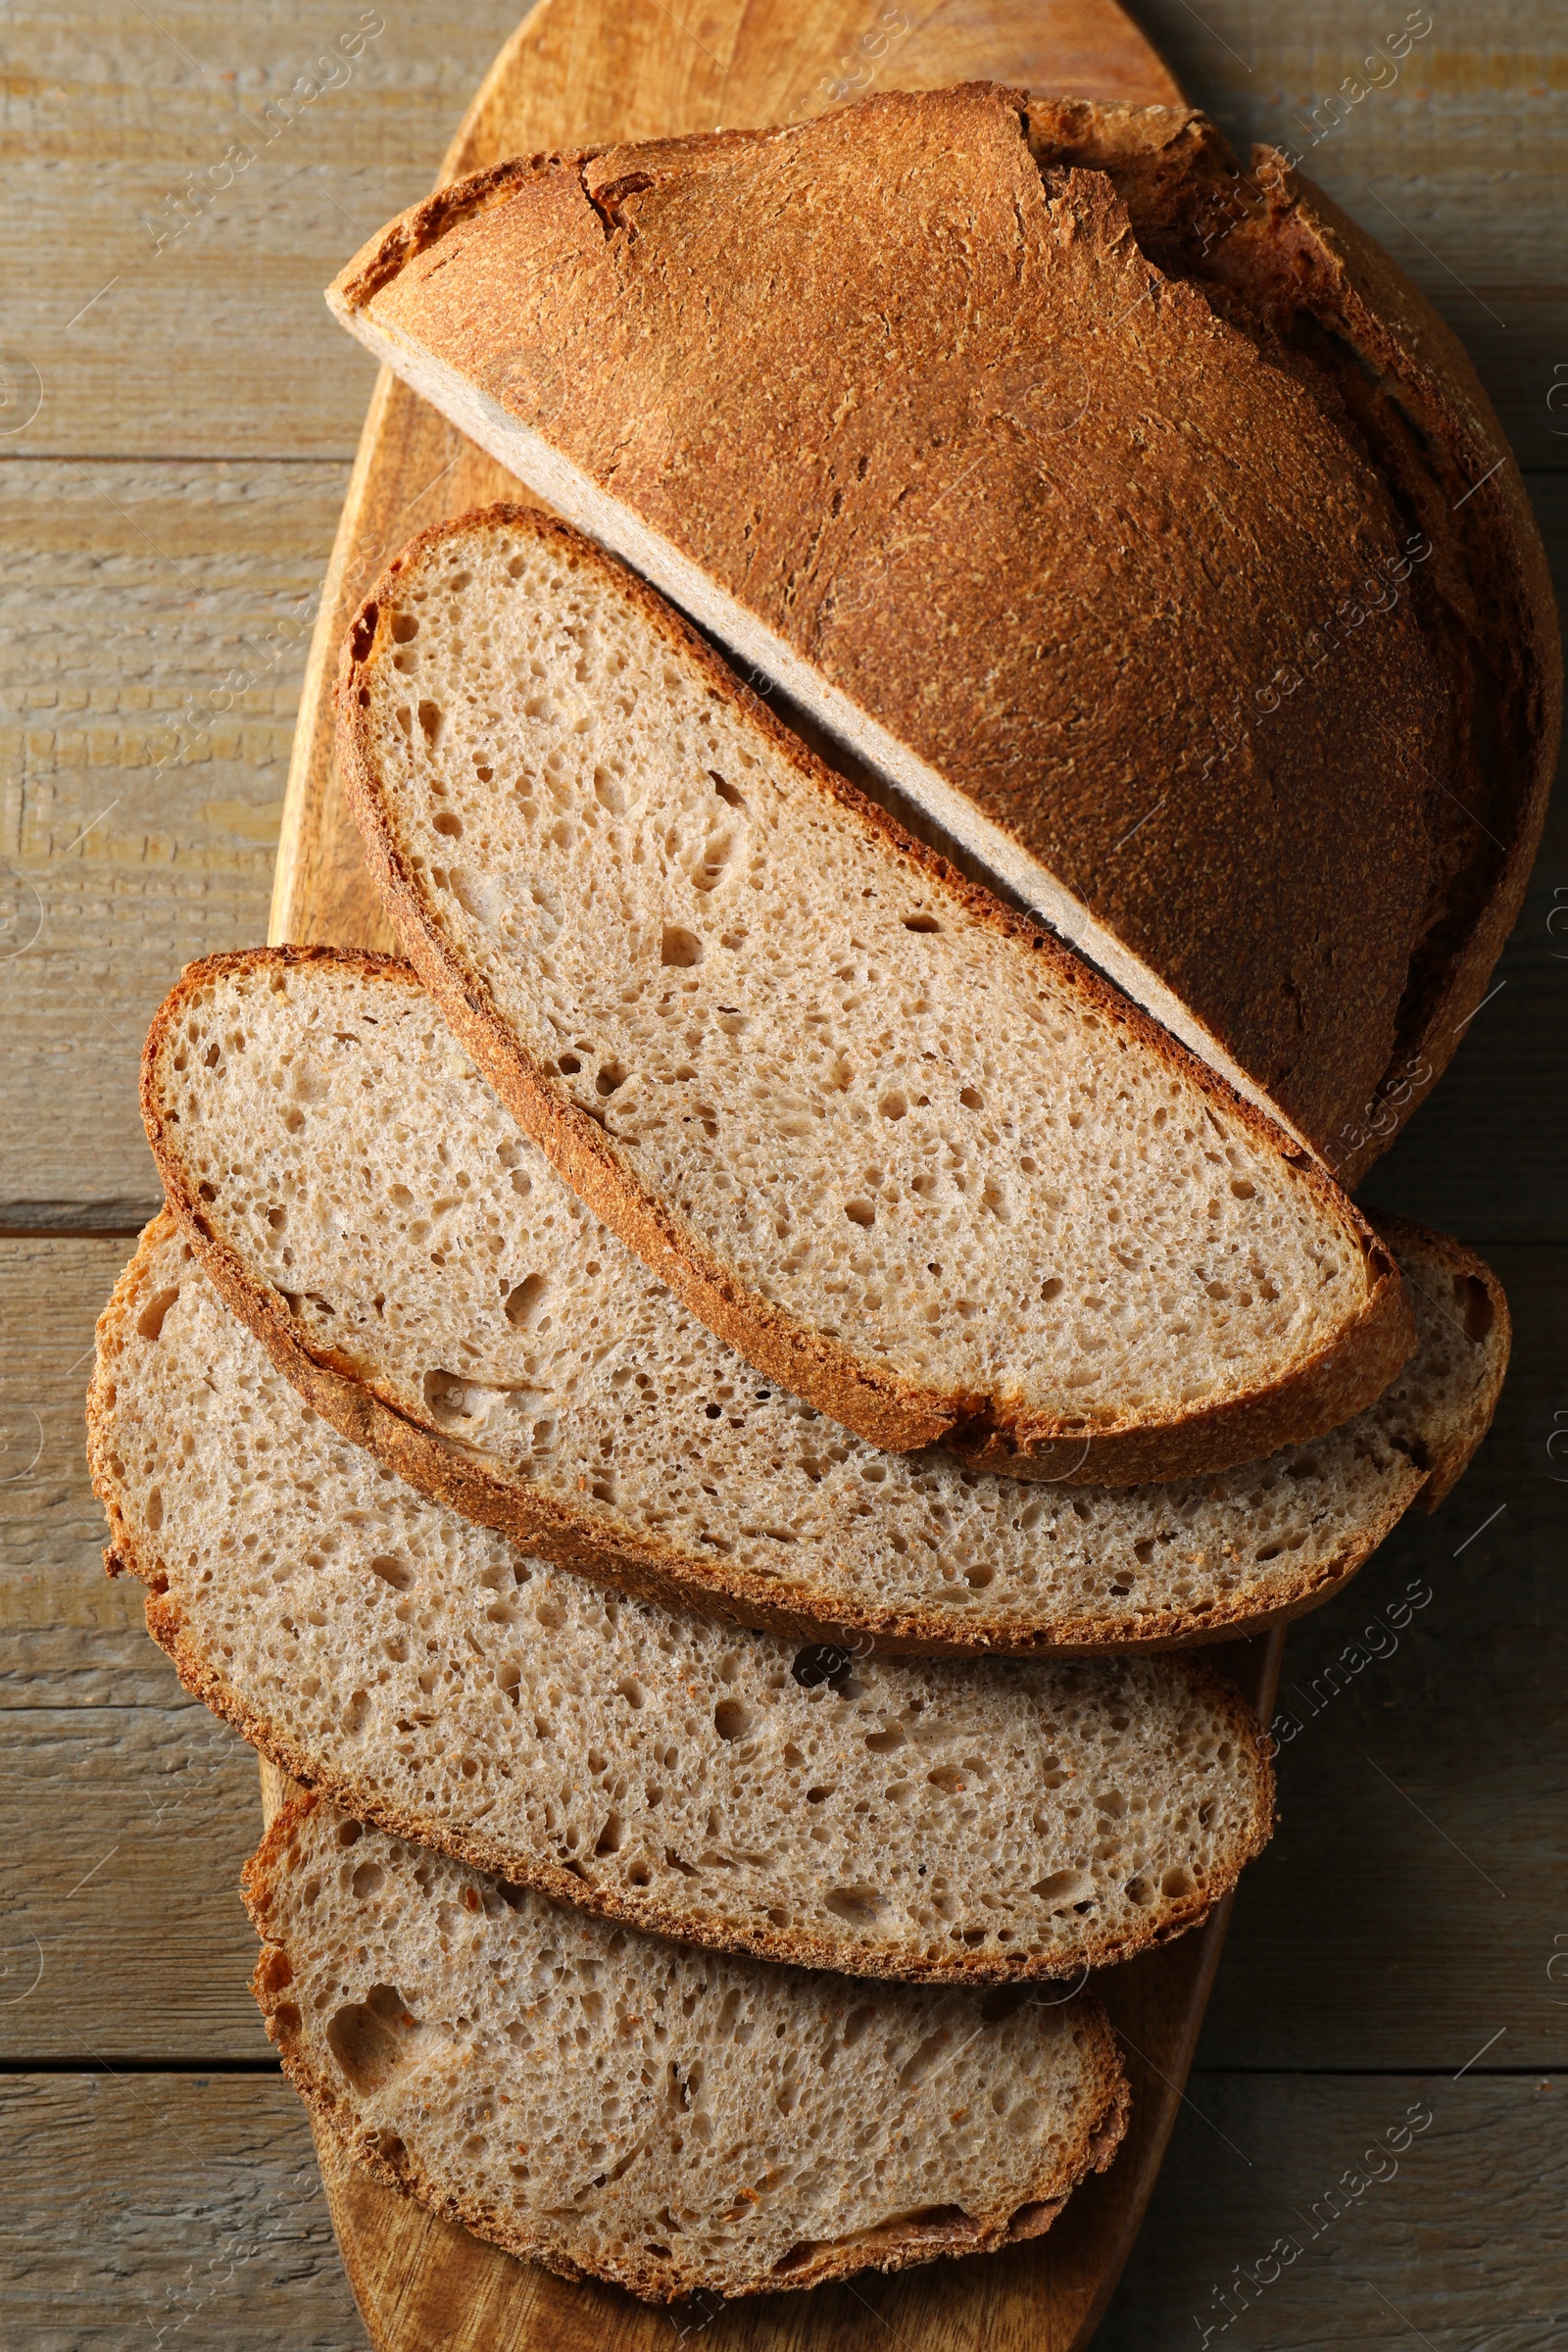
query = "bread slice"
(93, 1214, 1277, 1983)
(329, 508, 1413, 1476)
(139, 951, 1502, 1654)
(246, 1791, 1130, 2299)
(324, 85, 1559, 1179)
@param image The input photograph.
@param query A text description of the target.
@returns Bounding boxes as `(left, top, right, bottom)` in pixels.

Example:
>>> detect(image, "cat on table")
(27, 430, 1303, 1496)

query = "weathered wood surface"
(0, 461, 349, 1226)
(1, 2074, 363, 2352)
(1101, 2073, 1568, 2351)
(4, 2073, 1556, 2352)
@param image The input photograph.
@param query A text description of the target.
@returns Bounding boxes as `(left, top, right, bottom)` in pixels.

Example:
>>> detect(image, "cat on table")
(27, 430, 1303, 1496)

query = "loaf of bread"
(324, 84, 1559, 1177)
(141, 952, 1501, 1651)
(93, 1214, 1278, 1983)
(246, 1792, 1130, 2298)
(327, 507, 1413, 1475)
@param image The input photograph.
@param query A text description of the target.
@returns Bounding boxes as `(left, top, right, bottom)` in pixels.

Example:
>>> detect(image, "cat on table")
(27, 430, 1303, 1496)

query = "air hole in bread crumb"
(825, 1886, 884, 1926)
(417, 700, 442, 747)
(136, 1287, 180, 1342)
(1031, 1869, 1091, 1906)
(903, 914, 942, 934)
(1460, 1274, 1494, 1343)
(596, 1060, 629, 1097)
(390, 612, 418, 643)
(505, 1274, 549, 1330)
(351, 1861, 384, 1900)
(432, 810, 462, 839)
(845, 1200, 875, 1228)
(713, 1699, 754, 1742)
(326, 1984, 415, 2093)
(368, 1555, 415, 1592)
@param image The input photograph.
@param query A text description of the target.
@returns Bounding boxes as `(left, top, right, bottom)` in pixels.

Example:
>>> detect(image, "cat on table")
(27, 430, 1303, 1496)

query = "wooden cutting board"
(264, 3, 1285, 2346)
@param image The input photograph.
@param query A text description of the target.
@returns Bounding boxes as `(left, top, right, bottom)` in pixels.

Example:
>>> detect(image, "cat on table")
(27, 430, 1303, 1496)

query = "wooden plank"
(0, 2073, 364, 2352)
(0, 0, 522, 461)
(0, 1705, 280, 2060)
(8, 2070, 1556, 2352)
(1100, 2074, 1567, 2350)
(0, 461, 348, 1227)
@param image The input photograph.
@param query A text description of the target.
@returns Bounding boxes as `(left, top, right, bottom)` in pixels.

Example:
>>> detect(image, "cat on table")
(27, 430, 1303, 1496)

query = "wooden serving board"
(265, 4, 1284, 2346)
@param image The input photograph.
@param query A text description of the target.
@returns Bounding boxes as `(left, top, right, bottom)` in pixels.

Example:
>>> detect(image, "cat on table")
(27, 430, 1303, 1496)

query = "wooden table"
(2, 3, 1564, 2346)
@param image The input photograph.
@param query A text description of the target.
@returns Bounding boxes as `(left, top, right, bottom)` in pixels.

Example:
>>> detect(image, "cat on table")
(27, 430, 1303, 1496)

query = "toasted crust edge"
(242, 1791, 1132, 2302)
(333, 503, 1415, 1480)
(136, 965, 1503, 1650)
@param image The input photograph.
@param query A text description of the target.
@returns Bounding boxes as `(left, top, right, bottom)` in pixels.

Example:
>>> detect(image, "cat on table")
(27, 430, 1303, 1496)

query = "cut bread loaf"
(92, 1213, 1277, 1983)
(140, 952, 1503, 1654)
(246, 1791, 1130, 2299)
(330, 508, 1413, 1476)
(325, 85, 1559, 1178)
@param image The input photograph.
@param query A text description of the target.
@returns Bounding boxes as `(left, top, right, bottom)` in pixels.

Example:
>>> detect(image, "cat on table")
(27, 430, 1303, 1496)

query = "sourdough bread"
(324, 84, 1558, 1176)
(329, 509, 1413, 1475)
(246, 1791, 1130, 2299)
(140, 952, 1502, 1653)
(93, 1214, 1276, 1983)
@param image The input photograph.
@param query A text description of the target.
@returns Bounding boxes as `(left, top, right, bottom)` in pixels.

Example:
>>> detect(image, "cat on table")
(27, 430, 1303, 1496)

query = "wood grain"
(0, 2073, 362, 2352)
(1098, 2072, 1568, 2351)
(1, 0, 1562, 2343)
(0, 462, 348, 1227)
(8, 2070, 1555, 2352)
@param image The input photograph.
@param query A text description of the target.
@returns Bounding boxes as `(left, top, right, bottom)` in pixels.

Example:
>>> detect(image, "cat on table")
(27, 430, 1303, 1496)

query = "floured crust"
(243, 1791, 1131, 2301)
(332, 509, 1414, 1481)
(136, 949, 1505, 1656)
(324, 83, 1557, 1174)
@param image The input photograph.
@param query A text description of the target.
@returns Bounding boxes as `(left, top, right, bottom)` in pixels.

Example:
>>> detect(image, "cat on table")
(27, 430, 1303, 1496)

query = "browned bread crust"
(243, 1790, 1131, 2300)
(324, 82, 1558, 1175)
(1021, 98, 1561, 1183)
(136, 949, 1502, 1655)
(331, 508, 1413, 1481)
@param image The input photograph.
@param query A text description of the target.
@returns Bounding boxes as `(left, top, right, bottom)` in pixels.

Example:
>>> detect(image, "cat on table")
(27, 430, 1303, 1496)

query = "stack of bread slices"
(89, 80, 1544, 2312)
